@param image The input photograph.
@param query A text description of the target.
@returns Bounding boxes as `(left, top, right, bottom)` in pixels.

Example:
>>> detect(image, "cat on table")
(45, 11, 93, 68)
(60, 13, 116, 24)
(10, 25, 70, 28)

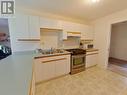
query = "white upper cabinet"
(9, 14, 40, 52)
(29, 16, 40, 39)
(40, 17, 62, 29)
(81, 26, 94, 40)
(85, 26, 94, 40)
(15, 14, 29, 39)
(86, 26, 94, 40)
(61, 21, 82, 40)
(61, 21, 81, 32)
(15, 14, 40, 39)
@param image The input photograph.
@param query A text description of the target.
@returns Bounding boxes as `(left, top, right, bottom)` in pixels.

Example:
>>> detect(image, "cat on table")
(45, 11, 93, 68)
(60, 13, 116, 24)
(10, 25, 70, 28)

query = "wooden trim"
(86, 49, 99, 52)
(34, 53, 70, 59)
(86, 53, 99, 56)
(29, 80, 32, 95)
(109, 57, 127, 64)
(67, 32, 81, 34)
(85, 39, 93, 41)
(29, 58, 35, 95)
(40, 28, 63, 32)
(42, 58, 67, 63)
(81, 39, 93, 42)
(63, 39, 68, 41)
(18, 39, 40, 41)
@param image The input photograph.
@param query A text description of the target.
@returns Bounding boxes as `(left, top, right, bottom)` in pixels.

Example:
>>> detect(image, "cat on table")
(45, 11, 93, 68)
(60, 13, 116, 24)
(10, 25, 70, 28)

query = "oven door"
(72, 54, 85, 69)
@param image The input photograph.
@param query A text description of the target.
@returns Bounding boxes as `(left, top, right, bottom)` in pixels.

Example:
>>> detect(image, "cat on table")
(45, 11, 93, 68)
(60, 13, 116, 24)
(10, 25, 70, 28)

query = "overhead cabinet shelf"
(40, 28, 63, 32)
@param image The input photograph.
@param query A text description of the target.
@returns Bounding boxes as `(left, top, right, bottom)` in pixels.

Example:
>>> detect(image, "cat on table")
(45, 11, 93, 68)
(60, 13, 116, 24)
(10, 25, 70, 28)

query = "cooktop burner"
(66, 48, 86, 55)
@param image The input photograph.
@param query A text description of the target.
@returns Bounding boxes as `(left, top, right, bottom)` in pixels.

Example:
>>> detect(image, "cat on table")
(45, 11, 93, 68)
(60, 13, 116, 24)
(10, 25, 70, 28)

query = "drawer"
(86, 51, 98, 56)
(35, 55, 70, 64)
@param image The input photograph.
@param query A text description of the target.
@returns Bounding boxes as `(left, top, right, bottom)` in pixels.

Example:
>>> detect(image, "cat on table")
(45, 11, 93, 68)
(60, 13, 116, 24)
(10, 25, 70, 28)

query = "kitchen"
(1, 0, 127, 95)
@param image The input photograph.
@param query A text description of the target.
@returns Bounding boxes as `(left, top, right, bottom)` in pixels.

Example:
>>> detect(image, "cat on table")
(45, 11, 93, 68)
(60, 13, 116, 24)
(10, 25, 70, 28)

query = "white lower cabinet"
(34, 54, 70, 83)
(55, 59, 67, 77)
(86, 51, 98, 68)
(35, 60, 55, 82)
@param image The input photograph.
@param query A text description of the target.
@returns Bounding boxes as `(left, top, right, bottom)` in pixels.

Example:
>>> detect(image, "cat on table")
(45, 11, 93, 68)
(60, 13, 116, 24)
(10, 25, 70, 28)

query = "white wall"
(109, 23, 127, 60)
(93, 8, 127, 68)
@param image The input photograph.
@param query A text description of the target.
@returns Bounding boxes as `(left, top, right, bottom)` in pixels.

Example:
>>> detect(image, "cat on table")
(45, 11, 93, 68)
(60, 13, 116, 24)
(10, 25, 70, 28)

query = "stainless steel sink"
(37, 49, 64, 54)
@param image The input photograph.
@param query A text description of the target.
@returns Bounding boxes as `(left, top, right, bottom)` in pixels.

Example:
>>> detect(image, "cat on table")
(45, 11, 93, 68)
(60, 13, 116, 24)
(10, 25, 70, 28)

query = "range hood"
(67, 31, 81, 37)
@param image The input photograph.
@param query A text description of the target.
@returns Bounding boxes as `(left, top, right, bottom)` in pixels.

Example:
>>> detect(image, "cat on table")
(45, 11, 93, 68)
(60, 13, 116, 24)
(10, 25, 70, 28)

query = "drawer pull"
(42, 58, 67, 63)
(86, 53, 98, 56)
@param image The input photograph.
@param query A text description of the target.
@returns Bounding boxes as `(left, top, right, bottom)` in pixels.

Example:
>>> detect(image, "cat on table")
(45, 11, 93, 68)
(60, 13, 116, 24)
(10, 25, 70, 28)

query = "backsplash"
(40, 30, 62, 49)
(62, 37, 80, 49)
(40, 30, 80, 49)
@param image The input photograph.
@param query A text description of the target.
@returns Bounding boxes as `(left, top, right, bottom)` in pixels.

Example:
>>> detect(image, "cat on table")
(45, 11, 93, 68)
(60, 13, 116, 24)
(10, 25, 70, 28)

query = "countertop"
(35, 51, 71, 59)
(0, 50, 71, 95)
(0, 51, 36, 95)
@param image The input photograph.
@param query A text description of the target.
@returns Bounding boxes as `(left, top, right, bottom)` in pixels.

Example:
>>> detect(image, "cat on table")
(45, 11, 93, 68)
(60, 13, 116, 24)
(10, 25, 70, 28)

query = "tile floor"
(108, 64, 127, 77)
(36, 66, 127, 95)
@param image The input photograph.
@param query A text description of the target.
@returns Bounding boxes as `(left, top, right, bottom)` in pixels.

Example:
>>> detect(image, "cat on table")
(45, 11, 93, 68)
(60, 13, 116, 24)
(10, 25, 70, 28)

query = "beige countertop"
(34, 49, 99, 59)
(34, 51, 71, 59)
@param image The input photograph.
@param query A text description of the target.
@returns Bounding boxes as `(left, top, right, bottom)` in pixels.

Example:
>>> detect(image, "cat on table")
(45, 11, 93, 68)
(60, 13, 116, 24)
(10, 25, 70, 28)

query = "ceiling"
(16, 0, 127, 21)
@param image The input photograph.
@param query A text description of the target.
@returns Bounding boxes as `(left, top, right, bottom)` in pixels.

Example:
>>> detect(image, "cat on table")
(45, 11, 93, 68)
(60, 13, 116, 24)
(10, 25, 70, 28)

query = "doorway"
(108, 21, 127, 76)
(0, 18, 12, 60)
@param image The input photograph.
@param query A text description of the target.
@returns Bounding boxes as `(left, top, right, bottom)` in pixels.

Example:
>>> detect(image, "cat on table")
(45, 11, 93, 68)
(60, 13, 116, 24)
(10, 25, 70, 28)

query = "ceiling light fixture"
(84, 0, 100, 4)
(91, 0, 100, 3)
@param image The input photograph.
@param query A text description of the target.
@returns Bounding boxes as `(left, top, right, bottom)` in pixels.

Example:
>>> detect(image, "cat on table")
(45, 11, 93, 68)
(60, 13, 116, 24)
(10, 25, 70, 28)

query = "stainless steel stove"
(66, 49, 86, 74)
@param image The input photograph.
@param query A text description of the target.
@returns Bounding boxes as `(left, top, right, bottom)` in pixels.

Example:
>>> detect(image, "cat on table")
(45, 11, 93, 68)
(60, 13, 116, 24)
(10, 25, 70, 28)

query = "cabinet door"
(40, 17, 61, 29)
(15, 14, 29, 39)
(61, 21, 80, 32)
(29, 16, 40, 39)
(62, 31, 67, 40)
(55, 55, 70, 76)
(35, 61, 55, 83)
(84, 26, 94, 40)
(55, 58, 67, 77)
(86, 54, 98, 68)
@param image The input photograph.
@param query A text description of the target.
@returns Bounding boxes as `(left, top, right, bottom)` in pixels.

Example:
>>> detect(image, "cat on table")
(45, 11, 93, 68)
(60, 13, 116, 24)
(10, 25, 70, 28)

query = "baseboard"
(109, 57, 127, 64)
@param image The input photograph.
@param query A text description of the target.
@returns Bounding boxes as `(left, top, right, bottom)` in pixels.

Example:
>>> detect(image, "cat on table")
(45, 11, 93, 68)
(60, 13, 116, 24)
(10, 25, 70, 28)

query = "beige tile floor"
(108, 64, 127, 77)
(36, 66, 127, 95)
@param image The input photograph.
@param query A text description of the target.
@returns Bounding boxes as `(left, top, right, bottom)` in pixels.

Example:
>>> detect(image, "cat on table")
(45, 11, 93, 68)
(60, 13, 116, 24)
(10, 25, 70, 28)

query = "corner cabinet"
(34, 54, 70, 83)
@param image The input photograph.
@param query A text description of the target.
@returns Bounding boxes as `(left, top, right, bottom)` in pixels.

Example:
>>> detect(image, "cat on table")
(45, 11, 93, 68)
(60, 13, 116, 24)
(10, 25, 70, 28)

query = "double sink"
(37, 49, 65, 55)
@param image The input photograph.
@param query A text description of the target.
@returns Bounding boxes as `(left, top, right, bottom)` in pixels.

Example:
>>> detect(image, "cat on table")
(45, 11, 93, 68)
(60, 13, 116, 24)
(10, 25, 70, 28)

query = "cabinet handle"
(42, 58, 67, 63)
(67, 32, 81, 34)
(86, 53, 98, 56)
